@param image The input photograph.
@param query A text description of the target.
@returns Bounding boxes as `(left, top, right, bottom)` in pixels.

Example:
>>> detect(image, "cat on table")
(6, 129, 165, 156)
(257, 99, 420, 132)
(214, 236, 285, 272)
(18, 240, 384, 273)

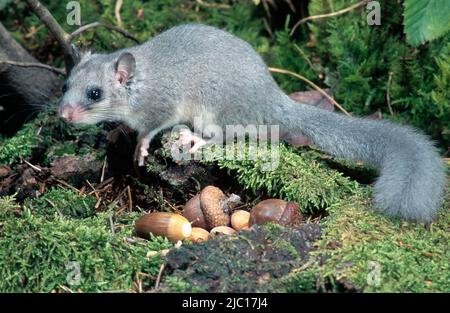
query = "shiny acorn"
(182, 194, 207, 229)
(135, 212, 192, 242)
(249, 199, 302, 227)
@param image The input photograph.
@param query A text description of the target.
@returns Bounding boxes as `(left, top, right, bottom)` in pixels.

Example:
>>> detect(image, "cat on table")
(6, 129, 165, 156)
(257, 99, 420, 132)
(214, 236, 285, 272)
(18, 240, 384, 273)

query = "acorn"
(187, 227, 210, 242)
(210, 226, 236, 236)
(249, 199, 302, 227)
(135, 212, 192, 242)
(182, 186, 241, 230)
(181, 194, 207, 229)
(231, 210, 250, 231)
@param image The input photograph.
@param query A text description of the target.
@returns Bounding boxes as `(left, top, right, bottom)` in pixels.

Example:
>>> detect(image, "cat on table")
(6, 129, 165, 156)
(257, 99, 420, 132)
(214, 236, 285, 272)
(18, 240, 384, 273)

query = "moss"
(0, 122, 41, 166)
(282, 187, 450, 292)
(308, 0, 450, 146)
(202, 143, 362, 214)
(0, 194, 172, 292)
(24, 187, 97, 219)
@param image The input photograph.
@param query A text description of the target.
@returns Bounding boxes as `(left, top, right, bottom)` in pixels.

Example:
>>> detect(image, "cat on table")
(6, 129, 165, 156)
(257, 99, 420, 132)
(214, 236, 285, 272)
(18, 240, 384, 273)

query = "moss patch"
(283, 189, 450, 292)
(0, 194, 172, 292)
(201, 143, 362, 214)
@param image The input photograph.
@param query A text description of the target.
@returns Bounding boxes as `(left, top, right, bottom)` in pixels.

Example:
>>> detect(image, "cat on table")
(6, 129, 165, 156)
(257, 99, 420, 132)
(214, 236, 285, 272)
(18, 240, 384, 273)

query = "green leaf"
(404, 0, 450, 46)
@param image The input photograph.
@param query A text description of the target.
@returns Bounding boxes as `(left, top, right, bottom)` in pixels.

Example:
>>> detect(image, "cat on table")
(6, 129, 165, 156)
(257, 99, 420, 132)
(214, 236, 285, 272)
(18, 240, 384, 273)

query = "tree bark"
(0, 22, 61, 135)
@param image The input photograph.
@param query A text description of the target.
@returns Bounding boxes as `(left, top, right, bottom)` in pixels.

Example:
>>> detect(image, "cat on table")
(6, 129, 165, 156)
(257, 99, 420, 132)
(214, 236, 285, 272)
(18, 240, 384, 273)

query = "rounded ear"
(115, 52, 135, 85)
(72, 44, 92, 64)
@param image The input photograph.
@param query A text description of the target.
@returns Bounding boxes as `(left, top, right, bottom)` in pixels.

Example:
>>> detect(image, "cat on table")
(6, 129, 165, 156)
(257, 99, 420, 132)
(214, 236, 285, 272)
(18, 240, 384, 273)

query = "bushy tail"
(281, 97, 447, 222)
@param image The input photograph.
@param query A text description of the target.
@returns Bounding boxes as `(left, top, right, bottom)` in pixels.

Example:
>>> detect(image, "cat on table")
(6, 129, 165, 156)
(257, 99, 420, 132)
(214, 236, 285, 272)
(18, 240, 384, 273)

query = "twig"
(69, 22, 140, 44)
(127, 185, 133, 212)
(154, 264, 165, 290)
(108, 214, 115, 236)
(44, 198, 63, 217)
(0, 60, 66, 75)
(100, 156, 107, 183)
(54, 179, 80, 192)
(290, 0, 369, 36)
(268, 67, 351, 116)
(23, 0, 75, 71)
(86, 180, 99, 200)
(21, 158, 43, 172)
(262, 17, 274, 41)
(195, 0, 230, 9)
(386, 72, 394, 115)
(115, 0, 124, 28)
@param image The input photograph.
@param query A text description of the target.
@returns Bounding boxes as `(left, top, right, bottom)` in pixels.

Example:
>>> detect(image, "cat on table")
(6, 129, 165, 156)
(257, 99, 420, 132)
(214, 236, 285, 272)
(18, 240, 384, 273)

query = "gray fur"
(60, 24, 447, 222)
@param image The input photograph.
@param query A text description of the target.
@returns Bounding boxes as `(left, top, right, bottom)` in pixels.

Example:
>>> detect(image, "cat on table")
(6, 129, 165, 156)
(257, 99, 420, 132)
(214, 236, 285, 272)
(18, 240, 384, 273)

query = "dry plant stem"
(127, 185, 133, 211)
(386, 72, 394, 115)
(289, 0, 369, 36)
(196, 0, 230, 9)
(54, 179, 81, 192)
(154, 264, 165, 290)
(115, 0, 124, 28)
(268, 67, 351, 116)
(21, 158, 43, 172)
(23, 0, 75, 71)
(0, 60, 66, 75)
(100, 156, 107, 183)
(69, 22, 140, 44)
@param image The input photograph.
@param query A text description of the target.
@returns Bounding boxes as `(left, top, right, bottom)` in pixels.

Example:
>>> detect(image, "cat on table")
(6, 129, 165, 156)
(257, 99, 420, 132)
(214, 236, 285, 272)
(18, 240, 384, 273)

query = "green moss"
(24, 187, 97, 219)
(282, 188, 450, 292)
(308, 0, 450, 146)
(202, 143, 362, 214)
(0, 122, 41, 166)
(0, 194, 172, 292)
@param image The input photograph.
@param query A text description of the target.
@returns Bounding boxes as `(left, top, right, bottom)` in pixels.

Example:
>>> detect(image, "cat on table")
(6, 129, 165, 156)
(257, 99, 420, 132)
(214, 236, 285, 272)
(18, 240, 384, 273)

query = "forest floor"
(0, 110, 448, 292)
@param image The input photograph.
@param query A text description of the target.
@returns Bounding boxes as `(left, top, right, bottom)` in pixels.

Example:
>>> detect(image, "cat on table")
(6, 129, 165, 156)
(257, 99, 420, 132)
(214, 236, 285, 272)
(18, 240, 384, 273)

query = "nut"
(182, 186, 240, 230)
(187, 227, 210, 242)
(135, 212, 192, 242)
(182, 194, 207, 229)
(249, 199, 302, 227)
(231, 210, 250, 231)
(210, 226, 236, 236)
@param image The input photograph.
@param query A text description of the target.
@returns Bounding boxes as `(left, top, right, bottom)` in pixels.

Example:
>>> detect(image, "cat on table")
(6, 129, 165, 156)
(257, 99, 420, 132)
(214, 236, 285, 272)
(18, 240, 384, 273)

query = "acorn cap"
(200, 186, 230, 229)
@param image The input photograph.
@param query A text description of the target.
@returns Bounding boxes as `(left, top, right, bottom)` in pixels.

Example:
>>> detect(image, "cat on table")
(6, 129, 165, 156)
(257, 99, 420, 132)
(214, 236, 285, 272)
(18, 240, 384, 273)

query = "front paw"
(135, 141, 150, 167)
(177, 129, 207, 153)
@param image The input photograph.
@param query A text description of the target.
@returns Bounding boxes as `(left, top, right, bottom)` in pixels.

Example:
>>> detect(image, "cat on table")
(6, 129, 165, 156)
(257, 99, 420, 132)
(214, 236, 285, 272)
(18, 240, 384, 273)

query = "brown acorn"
(231, 210, 250, 231)
(210, 226, 236, 236)
(135, 212, 192, 242)
(187, 227, 210, 242)
(181, 194, 207, 229)
(182, 186, 240, 230)
(249, 199, 302, 227)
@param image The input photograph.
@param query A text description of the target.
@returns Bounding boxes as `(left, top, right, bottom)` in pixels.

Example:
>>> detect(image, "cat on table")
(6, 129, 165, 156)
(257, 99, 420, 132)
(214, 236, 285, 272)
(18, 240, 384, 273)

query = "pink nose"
(59, 105, 78, 121)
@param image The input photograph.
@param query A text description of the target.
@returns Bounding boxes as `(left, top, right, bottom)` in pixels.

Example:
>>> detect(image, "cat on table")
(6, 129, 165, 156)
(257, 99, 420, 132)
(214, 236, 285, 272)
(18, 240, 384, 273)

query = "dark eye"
(62, 83, 68, 93)
(86, 86, 103, 102)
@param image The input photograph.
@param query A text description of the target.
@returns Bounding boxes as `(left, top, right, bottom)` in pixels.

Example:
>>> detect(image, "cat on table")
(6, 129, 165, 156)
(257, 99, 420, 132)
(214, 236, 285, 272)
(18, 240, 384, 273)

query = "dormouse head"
(58, 50, 136, 124)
